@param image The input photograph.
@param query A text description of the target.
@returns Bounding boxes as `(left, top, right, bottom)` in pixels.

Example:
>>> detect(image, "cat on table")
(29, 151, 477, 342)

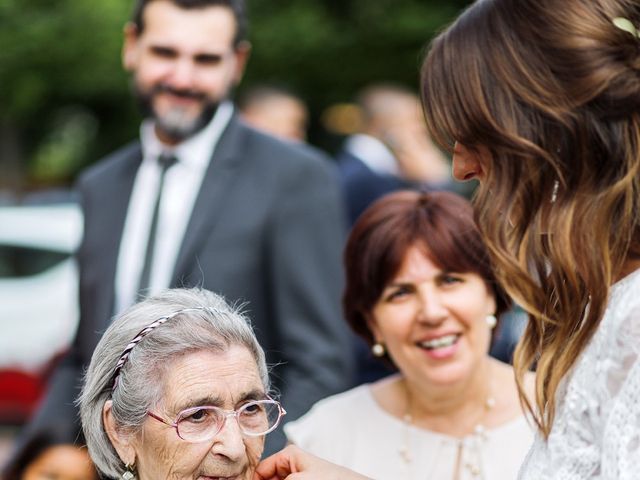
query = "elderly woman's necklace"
(397, 382, 495, 480)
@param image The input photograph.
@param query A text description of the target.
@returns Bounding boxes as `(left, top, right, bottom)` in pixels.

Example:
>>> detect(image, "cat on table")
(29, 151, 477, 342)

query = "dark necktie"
(138, 153, 178, 297)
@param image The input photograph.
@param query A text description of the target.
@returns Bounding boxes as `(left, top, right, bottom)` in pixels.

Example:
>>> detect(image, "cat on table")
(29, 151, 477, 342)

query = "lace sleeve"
(519, 274, 640, 480)
(601, 304, 640, 479)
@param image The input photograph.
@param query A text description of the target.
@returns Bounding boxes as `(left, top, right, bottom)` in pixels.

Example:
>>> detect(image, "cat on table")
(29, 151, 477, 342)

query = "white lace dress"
(519, 268, 640, 479)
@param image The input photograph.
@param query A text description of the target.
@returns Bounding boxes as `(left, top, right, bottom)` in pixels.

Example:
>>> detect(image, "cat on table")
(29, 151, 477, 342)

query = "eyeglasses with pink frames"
(147, 398, 286, 442)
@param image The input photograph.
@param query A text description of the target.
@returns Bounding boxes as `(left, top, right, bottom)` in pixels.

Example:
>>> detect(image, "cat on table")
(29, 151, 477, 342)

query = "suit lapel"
(93, 143, 142, 327)
(171, 116, 244, 283)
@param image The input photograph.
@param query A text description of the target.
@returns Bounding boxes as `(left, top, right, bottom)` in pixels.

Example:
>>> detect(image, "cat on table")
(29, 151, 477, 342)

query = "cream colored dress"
(285, 384, 533, 480)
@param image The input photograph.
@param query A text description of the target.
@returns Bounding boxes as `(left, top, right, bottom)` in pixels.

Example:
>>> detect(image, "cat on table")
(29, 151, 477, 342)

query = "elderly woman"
(283, 191, 533, 479)
(78, 288, 286, 480)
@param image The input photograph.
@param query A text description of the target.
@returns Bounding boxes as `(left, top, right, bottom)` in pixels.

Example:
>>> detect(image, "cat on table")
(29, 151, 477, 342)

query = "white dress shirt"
(114, 102, 234, 314)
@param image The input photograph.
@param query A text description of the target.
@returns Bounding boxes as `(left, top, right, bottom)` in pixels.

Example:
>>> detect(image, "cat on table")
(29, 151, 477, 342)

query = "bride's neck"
(616, 257, 640, 282)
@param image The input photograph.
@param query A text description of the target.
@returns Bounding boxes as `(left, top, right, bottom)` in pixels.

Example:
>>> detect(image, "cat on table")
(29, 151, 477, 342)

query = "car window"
(0, 246, 70, 278)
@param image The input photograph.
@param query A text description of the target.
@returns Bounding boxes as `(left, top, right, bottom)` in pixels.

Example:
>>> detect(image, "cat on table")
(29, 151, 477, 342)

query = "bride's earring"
(551, 179, 559, 204)
(486, 314, 497, 329)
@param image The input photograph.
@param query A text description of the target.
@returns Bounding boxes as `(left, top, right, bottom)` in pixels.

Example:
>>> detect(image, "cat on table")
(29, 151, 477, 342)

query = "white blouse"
(519, 268, 640, 479)
(285, 383, 532, 480)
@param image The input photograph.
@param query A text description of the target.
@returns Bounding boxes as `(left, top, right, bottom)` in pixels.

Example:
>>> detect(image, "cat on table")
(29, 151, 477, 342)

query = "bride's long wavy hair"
(421, 0, 640, 437)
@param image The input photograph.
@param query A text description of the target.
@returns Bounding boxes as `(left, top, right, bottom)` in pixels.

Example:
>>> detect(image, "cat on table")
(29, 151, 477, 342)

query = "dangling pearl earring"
(372, 343, 386, 357)
(486, 314, 497, 329)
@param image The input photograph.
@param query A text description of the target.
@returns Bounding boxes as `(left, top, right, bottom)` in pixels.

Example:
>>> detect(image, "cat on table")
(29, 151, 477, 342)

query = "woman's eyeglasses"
(147, 398, 286, 442)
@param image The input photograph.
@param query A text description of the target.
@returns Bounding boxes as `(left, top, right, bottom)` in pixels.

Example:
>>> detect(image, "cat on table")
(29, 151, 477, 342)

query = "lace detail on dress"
(519, 269, 640, 480)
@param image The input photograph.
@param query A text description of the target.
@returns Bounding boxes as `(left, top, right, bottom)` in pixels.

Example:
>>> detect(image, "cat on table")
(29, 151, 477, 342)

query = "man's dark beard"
(134, 82, 219, 143)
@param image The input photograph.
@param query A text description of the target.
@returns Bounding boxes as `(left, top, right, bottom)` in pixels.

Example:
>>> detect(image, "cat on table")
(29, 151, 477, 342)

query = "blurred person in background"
(18, 0, 352, 460)
(2, 423, 97, 480)
(335, 84, 457, 385)
(79, 288, 286, 480)
(238, 85, 309, 143)
(336, 83, 453, 226)
(283, 191, 533, 479)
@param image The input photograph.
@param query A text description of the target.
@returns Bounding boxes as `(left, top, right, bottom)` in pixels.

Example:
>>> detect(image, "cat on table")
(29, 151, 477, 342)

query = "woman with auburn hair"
(283, 190, 532, 479)
(254, 0, 640, 478)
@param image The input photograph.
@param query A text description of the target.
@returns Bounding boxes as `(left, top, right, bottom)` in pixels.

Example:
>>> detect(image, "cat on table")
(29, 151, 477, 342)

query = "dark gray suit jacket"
(28, 115, 353, 454)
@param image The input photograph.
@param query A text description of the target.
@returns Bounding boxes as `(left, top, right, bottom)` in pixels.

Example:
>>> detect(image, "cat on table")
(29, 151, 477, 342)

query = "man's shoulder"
(335, 149, 368, 174)
(78, 141, 142, 186)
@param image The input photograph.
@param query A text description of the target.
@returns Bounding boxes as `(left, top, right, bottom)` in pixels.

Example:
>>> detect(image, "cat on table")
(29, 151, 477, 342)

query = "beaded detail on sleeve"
(519, 269, 640, 480)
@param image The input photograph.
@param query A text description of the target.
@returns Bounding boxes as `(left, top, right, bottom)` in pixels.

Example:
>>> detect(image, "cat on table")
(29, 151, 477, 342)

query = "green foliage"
(0, 0, 129, 120)
(30, 107, 99, 182)
(0, 0, 134, 186)
(0, 0, 469, 187)
(244, 0, 464, 107)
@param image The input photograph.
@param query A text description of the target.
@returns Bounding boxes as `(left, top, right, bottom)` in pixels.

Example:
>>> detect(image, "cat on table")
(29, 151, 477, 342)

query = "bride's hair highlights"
(421, 0, 640, 437)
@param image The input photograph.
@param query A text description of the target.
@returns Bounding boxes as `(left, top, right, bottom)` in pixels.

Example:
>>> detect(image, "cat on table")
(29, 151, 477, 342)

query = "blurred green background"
(0, 0, 471, 192)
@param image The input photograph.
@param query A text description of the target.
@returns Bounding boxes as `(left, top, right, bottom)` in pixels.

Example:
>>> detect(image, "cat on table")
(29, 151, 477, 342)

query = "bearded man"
(21, 0, 352, 456)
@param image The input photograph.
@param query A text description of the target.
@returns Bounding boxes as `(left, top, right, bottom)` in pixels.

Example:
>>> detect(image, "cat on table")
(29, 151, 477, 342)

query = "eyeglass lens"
(176, 400, 282, 441)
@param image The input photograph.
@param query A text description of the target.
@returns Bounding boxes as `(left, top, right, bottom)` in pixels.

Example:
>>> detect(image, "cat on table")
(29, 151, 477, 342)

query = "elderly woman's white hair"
(78, 288, 270, 479)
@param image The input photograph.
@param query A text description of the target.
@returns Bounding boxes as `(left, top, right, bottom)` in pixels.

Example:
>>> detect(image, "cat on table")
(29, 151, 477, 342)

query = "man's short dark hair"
(131, 0, 248, 46)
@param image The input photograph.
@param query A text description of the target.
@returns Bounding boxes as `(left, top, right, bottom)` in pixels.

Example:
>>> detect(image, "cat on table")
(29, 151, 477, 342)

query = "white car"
(0, 203, 83, 372)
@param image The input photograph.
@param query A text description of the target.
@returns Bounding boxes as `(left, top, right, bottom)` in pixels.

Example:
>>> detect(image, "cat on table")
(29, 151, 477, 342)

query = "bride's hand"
(254, 445, 371, 480)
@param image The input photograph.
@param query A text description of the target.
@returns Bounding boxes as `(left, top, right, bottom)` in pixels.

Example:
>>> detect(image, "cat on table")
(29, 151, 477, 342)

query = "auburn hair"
(421, 0, 640, 437)
(343, 190, 511, 349)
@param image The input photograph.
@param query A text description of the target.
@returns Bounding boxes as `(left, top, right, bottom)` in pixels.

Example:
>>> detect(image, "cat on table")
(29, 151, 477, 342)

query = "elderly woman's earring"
(372, 342, 386, 357)
(122, 463, 136, 480)
(486, 315, 497, 329)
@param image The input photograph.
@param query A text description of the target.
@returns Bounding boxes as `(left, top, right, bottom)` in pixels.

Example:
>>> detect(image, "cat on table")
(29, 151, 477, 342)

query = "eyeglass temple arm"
(147, 410, 178, 428)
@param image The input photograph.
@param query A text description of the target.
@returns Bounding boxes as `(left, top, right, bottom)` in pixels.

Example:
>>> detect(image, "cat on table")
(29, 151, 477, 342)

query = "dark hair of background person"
(421, 0, 640, 437)
(131, 0, 248, 46)
(2, 423, 93, 480)
(343, 190, 511, 352)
